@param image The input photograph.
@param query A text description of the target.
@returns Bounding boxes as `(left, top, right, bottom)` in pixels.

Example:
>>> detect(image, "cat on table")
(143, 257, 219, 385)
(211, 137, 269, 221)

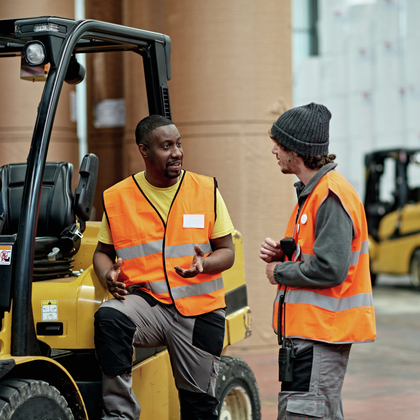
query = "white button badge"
(301, 214, 308, 224)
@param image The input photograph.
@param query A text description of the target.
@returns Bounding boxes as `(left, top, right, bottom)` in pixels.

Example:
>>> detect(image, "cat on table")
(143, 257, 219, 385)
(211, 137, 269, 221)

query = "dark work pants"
(278, 339, 351, 420)
(94, 292, 225, 420)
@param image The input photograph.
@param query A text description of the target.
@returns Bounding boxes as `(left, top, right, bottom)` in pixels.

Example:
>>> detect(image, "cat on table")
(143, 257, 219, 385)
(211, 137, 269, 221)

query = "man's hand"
(259, 237, 285, 263)
(174, 245, 205, 278)
(105, 258, 128, 300)
(266, 261, 279, 285)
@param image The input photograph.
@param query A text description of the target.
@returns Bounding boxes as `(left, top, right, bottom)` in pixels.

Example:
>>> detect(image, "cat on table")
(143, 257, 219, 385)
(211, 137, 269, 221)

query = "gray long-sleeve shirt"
(274, 163, 354, 289)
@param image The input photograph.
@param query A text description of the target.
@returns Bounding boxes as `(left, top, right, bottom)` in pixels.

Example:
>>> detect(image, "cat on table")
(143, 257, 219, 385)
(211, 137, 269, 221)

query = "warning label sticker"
(42, 300, 58, 321)
(0, 245, 12, 265)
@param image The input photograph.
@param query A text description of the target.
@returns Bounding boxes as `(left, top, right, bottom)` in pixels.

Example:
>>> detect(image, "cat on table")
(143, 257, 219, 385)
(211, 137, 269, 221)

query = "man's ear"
(139, 144, 147, 159)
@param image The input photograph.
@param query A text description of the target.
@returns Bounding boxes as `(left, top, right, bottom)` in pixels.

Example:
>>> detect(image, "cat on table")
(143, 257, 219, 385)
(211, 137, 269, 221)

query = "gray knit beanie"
(270, 102, 332, 156)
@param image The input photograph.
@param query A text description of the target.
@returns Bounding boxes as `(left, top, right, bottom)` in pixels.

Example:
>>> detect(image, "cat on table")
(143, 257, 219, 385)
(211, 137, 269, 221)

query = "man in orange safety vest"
(93, 115, 236, 420)
(259, 103, 376, 420)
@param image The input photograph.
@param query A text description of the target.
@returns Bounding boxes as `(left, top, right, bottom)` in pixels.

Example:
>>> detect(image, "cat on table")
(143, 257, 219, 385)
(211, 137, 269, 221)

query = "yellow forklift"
(0, 17, 260, 420)
(364, 148, 420, 288)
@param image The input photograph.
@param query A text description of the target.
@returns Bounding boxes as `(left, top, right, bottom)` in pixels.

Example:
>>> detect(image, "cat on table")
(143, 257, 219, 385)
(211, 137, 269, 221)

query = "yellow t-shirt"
(98, 171, 234, 245)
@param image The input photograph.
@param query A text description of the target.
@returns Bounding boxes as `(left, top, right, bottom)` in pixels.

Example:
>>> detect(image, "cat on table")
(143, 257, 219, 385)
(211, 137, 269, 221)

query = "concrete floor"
(231, 275, 420, 419)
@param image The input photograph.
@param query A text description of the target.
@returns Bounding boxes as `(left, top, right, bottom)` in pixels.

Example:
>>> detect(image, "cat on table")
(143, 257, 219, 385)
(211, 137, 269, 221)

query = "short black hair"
(135, 115, 173, 146)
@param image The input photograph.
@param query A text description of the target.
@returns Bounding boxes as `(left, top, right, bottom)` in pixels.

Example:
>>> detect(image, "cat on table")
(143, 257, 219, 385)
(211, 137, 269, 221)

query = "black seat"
(0, 154, 98, 280)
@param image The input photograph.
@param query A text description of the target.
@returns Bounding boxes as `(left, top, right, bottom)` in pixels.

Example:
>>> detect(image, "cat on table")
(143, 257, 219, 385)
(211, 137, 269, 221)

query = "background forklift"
(0, 17, 260, 420)
(364, 148, 420, 288)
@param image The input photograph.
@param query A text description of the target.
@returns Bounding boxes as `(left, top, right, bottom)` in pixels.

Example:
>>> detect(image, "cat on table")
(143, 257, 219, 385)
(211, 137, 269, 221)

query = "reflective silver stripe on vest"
(135, 280, 170, 294)
(116, 240, 163, 261)
(171, 276, 224, 300)
(116, 240, 212, 261)
(285, 289, 373, 312)
(350, 239, 369, 265)
(273, 289, 283, 303)
(165, 242, 212, 259)
(301, 239, 369, 265)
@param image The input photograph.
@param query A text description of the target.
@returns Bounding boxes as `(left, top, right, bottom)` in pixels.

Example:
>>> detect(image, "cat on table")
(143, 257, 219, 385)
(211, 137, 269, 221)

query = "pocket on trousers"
(286, 396, 325, 419)
(192, 311, 225, 356)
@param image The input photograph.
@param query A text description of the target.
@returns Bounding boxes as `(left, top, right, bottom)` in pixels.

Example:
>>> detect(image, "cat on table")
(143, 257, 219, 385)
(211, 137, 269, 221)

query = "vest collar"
(294, 162, 338, 199)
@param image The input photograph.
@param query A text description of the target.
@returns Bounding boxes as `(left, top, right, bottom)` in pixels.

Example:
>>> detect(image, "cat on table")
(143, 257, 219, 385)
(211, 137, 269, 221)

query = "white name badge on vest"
(183, 214, 205, 229)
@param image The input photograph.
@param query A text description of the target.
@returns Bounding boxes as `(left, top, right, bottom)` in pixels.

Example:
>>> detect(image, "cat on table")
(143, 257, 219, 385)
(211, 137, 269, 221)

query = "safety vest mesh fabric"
(103, 171, 225, 317)
(272, 170, 376, 344)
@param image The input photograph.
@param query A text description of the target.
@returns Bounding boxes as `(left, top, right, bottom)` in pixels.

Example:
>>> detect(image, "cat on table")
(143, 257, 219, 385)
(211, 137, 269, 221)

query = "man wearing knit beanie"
(259, 103, 376, 420)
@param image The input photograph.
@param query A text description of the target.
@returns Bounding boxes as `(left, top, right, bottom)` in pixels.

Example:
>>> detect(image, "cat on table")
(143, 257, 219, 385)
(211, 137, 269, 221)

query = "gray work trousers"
(277, 339, 351, 420)
(95, 293, 225, 420)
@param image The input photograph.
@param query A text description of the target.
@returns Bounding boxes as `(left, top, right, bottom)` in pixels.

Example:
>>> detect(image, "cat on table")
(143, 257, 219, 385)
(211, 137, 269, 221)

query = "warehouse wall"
(0, 0, 295, 350)
(0, 1, 78, 175)
(121, 0, 295, 350)
(294, 0, 420, 199)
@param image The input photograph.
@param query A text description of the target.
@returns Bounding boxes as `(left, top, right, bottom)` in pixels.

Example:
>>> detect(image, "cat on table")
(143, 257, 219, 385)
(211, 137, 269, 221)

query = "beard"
(279, 152, 299, 174)
(165, 160, 182, 179)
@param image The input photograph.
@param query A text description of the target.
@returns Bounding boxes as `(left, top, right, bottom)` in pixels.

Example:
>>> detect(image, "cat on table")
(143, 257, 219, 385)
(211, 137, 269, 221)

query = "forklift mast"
(0, 16, 172, 357)
(364, 148, 420, 241)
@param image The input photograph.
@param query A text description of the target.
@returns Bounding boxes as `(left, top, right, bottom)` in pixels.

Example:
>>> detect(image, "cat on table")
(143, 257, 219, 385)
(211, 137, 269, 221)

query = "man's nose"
(171, 146, 182, 157)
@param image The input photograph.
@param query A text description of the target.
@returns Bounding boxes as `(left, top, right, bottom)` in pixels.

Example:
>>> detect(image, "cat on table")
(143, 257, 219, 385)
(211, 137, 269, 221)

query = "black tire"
(215, 356, 261, 420)
(0, 379, 74, 420)
(409, 249, 420, 288)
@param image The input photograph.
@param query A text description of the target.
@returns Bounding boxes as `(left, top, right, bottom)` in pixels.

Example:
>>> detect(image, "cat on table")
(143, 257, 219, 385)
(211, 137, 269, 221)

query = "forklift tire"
(0, 379, 74, 420)
(216, 356, 261, 420)
(409, 249, 420, 288)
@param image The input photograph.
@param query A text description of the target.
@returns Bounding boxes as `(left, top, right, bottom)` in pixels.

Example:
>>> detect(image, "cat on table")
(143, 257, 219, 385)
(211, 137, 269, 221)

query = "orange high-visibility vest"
(103, 171, 225, 317)
(272, 170, 376, 343)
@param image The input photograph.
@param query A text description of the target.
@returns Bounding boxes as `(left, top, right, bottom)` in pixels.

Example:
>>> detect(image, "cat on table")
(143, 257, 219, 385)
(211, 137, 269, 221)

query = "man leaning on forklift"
(92, 115, 236, 420)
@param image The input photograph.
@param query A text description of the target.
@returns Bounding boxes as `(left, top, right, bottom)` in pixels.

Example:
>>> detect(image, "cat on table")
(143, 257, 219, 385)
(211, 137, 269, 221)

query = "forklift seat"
(0, 162, 75, 238)
(0, 154, 98, 280)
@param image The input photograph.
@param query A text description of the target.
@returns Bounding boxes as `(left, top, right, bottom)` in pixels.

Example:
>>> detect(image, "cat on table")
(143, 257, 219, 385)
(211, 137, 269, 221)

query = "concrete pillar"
(0, 2, 78, 185)
(123, 0, 295, 349)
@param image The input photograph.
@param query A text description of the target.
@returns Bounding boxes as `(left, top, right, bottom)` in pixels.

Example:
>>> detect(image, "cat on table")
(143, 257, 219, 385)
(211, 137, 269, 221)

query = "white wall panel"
(322, 54, 348, 97)
(293, 0, 415, 193)
(349, 137, 374, 199)
(373, 0, 403, 43)
(318, 0, 348, 55)
(373, 38, 404, 89)
(347, 46, 374, 93)
(405, 85, 420, 133)
(347, 4, 374, 94)
(330, 135, 351, 185)
(406, 129, 420, 148)
(406, 0, 420, 36)
(323, 95, 348, 138)
(403, 36, 420, 87)
(294, 56, 324, 105)
(373, 86, 405, 137)
(348, 91, 374, 142)
(371, 130, 406, 150)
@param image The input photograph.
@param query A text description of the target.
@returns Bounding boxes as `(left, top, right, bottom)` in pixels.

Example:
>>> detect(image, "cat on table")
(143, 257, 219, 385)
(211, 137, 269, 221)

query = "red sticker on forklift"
(0, 245, 12, 265)
(42, 300, 58, 321)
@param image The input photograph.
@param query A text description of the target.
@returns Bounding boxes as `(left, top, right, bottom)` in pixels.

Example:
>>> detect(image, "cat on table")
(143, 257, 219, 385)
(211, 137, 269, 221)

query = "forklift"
(0, 17, 260, 420)
(364, 148, 420, 287)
